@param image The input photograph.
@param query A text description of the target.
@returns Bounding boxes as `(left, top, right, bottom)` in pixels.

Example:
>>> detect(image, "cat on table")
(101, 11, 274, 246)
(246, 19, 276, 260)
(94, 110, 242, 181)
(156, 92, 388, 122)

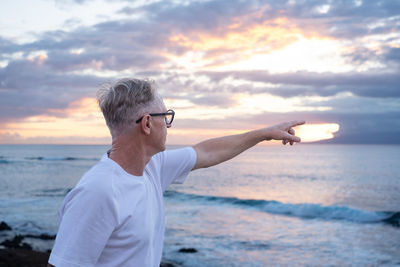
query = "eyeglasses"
(136, 109, 175, 126)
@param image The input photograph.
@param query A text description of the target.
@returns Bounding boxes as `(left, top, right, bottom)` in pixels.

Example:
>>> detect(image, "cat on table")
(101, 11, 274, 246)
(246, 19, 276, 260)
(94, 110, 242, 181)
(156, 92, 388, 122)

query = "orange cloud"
(167, 16, 325, 69)
(1, 97, 109, 144)
(170, 19, 297, 51)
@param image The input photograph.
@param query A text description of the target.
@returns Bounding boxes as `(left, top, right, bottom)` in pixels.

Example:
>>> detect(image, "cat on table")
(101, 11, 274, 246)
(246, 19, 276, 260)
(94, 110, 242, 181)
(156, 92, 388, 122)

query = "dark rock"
(160, 259, 183, 267)
(383, 212, 400, 227)
(1, 235, 22, 248)
(0, 248, 182, 267)
(21, 243, 33, 250)
(24, 233, 56, 240)
(178, 247, 197, 253)
(0, 235, 32, 250)
(160, 261, 175, 267)
(0, 222, 11, 231)
(0, 248, 50, 267)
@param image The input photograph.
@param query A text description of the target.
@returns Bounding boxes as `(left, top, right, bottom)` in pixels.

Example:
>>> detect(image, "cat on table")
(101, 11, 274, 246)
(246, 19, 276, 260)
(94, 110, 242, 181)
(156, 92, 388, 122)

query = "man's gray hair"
(97, 78, 158, 136)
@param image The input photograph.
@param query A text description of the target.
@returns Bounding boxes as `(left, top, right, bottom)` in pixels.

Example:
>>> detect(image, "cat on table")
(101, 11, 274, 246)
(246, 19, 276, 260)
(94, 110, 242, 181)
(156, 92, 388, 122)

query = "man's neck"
(108, 135, 152, 177)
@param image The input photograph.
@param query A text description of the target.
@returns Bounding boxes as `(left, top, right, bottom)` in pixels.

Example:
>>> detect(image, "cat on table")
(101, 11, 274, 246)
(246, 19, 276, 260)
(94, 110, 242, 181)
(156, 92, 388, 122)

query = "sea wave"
(164, 191, 399, 227)
(0, 156, 98, 163)
(33, 188, 72, 197)
(24, 156, 98, 161)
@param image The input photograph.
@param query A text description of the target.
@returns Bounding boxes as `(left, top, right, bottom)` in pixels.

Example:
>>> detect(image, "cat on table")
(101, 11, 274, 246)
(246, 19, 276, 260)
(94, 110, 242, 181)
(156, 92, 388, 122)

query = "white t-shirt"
(49, 147, 197, 267)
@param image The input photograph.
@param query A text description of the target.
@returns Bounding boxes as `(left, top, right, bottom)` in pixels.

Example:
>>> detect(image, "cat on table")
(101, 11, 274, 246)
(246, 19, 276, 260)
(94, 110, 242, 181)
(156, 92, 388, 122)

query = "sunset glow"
(0, 98, 109, 144)
(220, 36, 354, 73)
(295, 123, 340, 143)
(1, 0, 399, 144)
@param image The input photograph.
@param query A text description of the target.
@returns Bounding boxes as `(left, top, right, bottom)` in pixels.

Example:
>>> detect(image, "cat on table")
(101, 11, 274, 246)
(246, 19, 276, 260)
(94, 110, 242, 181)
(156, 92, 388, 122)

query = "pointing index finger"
(287, 120, 306, 128)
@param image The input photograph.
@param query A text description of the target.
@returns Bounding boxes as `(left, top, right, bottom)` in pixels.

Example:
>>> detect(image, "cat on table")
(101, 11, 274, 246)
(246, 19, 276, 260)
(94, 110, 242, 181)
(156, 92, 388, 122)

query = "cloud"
(172, 110, 400, 144)
(0, 59, 104, 122)
(0, 38, 21, 60)
(1, 0, 399, 144)
(199, 69, 400, 98)
(54, 0, 90, 5)
(3, 0, 399, 73)
(278, 1, 400, 39)
(127, 0, 400, 42)
(303, 93, 400, 114)
(384, 47, 400, 64)
(0, 131, 111, 144)
(189, 93, 236, 107)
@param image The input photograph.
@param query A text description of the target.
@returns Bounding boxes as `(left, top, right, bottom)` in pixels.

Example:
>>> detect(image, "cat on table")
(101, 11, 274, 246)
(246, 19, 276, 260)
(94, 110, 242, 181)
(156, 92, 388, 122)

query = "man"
(48, 78, 304, 267)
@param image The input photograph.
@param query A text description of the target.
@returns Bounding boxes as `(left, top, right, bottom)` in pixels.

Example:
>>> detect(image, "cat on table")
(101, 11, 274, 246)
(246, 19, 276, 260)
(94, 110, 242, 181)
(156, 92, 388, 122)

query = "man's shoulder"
(69, 157, 117, 199)
(80, 157, 114, 182)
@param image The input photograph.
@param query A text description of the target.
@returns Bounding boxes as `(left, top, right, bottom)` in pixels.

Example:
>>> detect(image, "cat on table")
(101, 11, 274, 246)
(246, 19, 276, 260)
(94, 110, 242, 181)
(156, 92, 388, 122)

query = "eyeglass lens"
(165, 113, 173, 124)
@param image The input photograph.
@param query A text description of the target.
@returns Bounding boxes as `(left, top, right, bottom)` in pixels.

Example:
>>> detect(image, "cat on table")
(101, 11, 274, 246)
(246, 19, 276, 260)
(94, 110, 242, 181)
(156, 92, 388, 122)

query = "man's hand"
(192, 120, 305, 170)
(265, 120, 305, 145)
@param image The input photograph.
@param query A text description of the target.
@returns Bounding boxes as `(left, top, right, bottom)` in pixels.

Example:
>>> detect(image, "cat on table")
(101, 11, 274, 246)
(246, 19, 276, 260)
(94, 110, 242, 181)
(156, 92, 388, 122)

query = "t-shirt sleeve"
(48, 186, 118, 267)
(159, 146, 197, 191)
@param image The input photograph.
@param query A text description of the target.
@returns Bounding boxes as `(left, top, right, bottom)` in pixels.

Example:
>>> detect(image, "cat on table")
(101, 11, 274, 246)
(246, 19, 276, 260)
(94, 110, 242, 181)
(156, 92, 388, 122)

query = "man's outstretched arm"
(192, 120, 305, 170)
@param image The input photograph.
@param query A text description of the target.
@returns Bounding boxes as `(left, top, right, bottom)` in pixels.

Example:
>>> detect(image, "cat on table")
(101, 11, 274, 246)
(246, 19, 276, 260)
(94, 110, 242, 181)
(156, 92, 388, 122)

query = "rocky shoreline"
(0, 248, 51, 267)
(0, 248, 182, 267)
(0, 221, 190, 267)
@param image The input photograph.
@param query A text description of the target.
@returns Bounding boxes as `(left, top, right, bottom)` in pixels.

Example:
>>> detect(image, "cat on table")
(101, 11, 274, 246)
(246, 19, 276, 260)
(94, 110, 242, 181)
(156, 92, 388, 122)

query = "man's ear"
(140, 115, 151, 135)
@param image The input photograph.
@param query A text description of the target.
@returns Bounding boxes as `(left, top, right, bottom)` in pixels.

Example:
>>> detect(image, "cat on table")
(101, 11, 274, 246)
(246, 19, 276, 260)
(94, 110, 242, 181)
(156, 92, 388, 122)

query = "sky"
(0, 0, 399, 145)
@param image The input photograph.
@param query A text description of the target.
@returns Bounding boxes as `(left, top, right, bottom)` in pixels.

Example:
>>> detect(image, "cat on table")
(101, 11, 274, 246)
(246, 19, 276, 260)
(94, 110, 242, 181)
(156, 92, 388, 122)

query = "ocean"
(0, 144, 399, 266)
